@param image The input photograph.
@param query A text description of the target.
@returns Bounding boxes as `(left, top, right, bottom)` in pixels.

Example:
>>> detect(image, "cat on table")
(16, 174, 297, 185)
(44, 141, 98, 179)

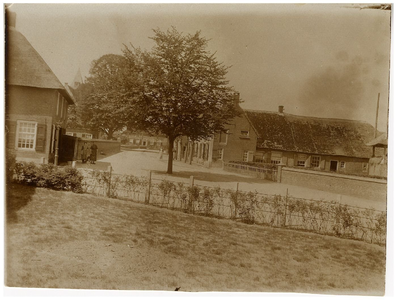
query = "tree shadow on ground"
(153, 170, 274, 184)
(6, 183, 36, 224)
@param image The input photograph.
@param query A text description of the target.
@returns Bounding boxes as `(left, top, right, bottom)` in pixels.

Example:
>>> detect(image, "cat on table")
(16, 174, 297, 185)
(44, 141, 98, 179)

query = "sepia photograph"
(3, 2, 393, 296)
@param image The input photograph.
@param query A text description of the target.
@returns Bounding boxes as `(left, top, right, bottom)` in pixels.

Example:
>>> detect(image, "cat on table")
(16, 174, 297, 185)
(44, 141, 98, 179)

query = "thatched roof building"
(245, 109, 377, 159)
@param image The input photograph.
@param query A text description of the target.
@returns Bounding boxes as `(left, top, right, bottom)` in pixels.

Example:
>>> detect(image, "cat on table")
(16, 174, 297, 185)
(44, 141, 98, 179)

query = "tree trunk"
(189, 141, 193, 164)
(167, 136, 175, 174)
(107, 130, 114, 140)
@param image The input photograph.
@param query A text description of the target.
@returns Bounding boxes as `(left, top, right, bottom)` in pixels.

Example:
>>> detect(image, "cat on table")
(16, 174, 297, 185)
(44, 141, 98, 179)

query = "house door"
(330, 160, 338, 172)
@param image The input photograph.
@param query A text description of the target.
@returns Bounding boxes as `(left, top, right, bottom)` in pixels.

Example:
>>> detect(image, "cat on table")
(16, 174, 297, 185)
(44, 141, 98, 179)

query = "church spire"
(71, 68, 83, 89)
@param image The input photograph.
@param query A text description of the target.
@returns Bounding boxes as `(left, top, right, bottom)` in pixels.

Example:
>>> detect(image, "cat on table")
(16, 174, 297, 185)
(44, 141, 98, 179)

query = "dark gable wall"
(6, 85, 57, 117)
(212, 113, 258, 163)
(5, 85, 68, 163)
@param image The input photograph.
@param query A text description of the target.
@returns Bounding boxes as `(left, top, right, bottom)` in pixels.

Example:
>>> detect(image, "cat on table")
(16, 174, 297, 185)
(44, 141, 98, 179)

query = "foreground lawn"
(5, 184, 386, 294)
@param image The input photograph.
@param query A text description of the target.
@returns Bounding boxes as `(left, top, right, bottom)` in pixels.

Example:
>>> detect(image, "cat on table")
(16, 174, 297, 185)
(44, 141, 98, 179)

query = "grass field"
(5, 184, 386, 294)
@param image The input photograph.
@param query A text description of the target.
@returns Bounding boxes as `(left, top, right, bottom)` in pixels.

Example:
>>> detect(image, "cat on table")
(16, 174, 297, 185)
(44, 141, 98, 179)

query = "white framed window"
(219, 130, 228, 144)
(82, 133, 93, 139)
(311, 156, 321, 168)
(340, 161, 346, 168)
(16, 121, 37, 150)
(240, 130, 249, 138)
(297, 154, 307, 167)
(218, 149, 224, 160)
(271, 151, 282, 165)
(243, 150, 248, 162)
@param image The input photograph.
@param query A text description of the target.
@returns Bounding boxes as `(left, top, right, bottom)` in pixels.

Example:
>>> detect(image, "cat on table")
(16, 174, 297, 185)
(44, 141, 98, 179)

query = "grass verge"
(5, 183, 386, 294)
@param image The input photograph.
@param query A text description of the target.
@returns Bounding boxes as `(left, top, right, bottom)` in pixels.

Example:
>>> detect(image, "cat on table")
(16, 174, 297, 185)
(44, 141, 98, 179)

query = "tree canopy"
(123, 27, 240, 173)
(68, 54, 131, 140)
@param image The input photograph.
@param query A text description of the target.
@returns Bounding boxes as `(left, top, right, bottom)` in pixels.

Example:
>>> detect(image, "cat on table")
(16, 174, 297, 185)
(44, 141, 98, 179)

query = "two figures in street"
(81, 141, 98, 164)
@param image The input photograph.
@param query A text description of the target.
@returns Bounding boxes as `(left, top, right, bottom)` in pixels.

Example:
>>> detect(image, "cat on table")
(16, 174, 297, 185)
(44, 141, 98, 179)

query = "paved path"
(99, 150, 387, 211)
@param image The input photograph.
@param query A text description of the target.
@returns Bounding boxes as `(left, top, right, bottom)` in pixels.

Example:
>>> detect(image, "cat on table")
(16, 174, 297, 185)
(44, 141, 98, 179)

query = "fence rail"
(223, 162, 277, 181)
(78, 168, 386, 245)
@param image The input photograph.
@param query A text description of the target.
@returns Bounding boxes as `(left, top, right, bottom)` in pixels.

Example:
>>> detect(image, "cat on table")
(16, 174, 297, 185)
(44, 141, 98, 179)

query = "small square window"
(311, 156, 320, 168)
(297, 154, 307, 167)
(340, 161, 346, 168)
(240, 130, 249, 138)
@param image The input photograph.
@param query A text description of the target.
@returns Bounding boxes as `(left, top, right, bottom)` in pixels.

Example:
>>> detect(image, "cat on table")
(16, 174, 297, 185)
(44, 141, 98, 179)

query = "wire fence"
(79, 168, 387, 245)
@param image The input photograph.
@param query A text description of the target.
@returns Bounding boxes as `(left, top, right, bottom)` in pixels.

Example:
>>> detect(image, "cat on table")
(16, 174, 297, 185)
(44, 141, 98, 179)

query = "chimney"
(6, 11, 16, 28)
(278, 105, 284, 114)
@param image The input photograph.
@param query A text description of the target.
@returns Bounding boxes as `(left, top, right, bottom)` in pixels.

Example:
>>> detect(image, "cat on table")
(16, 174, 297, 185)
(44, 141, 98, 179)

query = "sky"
(7, 3, 391, 132)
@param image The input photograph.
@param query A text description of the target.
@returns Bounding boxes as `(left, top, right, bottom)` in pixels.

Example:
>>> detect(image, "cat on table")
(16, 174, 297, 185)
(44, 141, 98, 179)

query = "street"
(98, 150, 387, 211)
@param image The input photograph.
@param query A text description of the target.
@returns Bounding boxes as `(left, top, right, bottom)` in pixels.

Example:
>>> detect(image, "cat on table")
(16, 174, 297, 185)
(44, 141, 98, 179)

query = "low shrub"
(10, 161, 83, 193)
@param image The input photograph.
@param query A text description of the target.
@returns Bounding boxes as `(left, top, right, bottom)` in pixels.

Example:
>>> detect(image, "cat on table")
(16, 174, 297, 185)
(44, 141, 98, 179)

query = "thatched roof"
(245, 110, 377, 158)
(6, 27, 75, 104)
(366, 132, 388, 147)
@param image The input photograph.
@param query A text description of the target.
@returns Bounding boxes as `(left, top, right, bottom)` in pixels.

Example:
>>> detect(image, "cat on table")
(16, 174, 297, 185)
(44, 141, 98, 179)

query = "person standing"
(90, 142, 98, 164)
(81, 142, 87, 163)
(86, 143, 92, 163)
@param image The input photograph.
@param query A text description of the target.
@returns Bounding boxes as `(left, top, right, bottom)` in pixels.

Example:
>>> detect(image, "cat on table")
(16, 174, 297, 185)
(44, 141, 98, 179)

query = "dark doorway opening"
(330, 160, 338, 172)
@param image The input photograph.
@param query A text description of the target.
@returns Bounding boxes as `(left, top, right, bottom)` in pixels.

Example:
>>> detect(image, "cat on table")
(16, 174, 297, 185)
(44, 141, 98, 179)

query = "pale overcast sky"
(7, 3, 391, 132)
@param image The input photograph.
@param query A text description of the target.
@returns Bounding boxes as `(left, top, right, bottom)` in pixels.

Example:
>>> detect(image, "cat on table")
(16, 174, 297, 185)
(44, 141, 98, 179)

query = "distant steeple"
(71, 68, 83, 89)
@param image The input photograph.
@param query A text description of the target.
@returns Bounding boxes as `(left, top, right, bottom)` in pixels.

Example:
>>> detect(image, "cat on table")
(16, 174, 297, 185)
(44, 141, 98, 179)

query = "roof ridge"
(244, 108, 371, 125)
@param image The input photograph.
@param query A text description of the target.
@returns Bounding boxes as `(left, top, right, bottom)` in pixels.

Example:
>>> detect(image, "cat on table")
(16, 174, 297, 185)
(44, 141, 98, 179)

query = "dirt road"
(99, 150, 387, 211)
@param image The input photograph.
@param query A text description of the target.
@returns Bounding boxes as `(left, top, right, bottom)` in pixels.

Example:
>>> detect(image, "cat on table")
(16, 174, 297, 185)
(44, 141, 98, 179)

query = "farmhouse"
(244, 106, 378, 176)
(5, 12, 75, 164)
(174, 93, 258, 167)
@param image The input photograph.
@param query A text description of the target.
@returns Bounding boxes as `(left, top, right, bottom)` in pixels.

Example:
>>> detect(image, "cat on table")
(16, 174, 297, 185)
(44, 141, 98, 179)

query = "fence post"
(276, 164, 284, 183)
(234, 182, 239, 219)
(107, 165, 112, 197)
(284, 188, 289, 227)
(189, 175, 195, 213)
(146, 170, 152, 204)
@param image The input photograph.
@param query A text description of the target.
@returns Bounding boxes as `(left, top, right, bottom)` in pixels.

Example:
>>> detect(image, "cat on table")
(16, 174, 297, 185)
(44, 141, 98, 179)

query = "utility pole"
(374, 93, 380, 138)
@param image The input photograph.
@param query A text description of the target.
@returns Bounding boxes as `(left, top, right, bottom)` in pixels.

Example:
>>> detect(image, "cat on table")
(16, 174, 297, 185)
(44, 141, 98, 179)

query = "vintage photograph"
(4, 3, 391, 295)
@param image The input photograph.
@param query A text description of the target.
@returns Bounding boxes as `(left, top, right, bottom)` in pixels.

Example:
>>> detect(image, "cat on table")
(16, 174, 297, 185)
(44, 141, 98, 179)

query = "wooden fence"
(223, 162, 277, 181)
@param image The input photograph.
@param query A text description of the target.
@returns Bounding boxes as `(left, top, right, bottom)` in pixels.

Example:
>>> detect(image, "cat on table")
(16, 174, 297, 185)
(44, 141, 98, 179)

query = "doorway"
(330, 160, 338, 172)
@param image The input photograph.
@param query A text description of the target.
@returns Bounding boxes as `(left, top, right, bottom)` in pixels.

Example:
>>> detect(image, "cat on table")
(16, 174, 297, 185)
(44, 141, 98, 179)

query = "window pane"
(17, 121, 36, 150)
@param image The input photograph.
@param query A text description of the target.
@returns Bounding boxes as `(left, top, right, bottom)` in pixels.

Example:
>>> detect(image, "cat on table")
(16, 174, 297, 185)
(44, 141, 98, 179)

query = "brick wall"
(280, 167, 387, 201)
(6, 85, 72, 164)
(212, 113, 257, 163)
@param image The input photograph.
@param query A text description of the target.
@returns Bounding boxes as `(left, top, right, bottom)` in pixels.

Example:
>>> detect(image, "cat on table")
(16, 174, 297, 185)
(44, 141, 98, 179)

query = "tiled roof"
(245, 110, 377, 158)
(6, 27, 74, 104)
